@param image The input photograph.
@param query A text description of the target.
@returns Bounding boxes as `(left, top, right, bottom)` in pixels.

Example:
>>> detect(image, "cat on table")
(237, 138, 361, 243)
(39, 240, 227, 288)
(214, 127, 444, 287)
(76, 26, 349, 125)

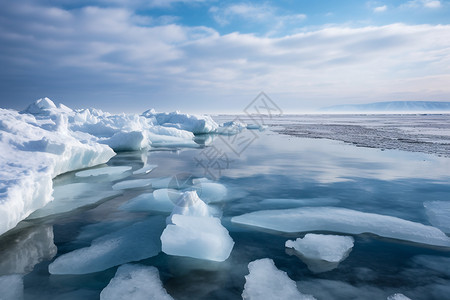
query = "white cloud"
(1, 1, 450, 111)
(374, 5, 387, 12)
(402, 0, 442, 8)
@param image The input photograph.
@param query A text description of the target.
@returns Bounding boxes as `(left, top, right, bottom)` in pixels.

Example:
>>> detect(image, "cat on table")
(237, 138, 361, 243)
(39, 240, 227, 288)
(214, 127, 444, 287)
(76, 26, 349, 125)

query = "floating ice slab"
(286, 234, 354, 263)
(100, 264, 173, 300)
(232, 207, 450, 247)
(242, 258, 316, 300)
(0, 274, 23, 300)
(285, 234, 354, 273)
(133, 164, 157, 175)
(170, 191, 214, 218)
(0, 225, 56, 275)
(424, 201, 450, 233)
(28, 183, 120, 219)
(112, 179, 153, 190)
(75, 166, 132, 177)
(194, 182, 228, 204)
(49, 216, 165, 274)
(161, 214, 234, 262)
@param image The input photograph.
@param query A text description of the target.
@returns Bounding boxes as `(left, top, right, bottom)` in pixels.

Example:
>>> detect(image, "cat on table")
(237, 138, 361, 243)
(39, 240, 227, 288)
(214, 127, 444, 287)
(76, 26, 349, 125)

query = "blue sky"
(1, 0, 450, 113)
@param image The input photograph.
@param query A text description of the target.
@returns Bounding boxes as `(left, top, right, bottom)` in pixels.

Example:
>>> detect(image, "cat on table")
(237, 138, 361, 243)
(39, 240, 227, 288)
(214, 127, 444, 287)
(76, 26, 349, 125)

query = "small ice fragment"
(160, 214, 234, 262)
(242, 258, 316, 300)
(424, 201, 450, 233)
(75, 166, 132, 177)
(285, 234, 354, 263)
(49, 217, 165, 274)
(112, 179, 153, 190)
(387, 293, 411, 300)
(133, 164, 157, 175)
(100, 264, 173, 300)
(231, 207, 450, 247)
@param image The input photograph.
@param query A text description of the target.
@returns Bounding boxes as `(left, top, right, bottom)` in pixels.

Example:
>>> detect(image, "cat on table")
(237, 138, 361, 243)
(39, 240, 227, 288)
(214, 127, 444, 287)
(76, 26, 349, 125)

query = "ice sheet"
(100, 264, 173, 300)
(48, 216, 165, 274)
(232, 207, 450, 247)
(242, 258, 316, 300)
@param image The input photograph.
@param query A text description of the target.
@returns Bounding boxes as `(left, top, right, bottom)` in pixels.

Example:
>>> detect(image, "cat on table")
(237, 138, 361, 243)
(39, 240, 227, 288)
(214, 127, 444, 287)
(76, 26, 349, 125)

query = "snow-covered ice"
(160, 191, 234, 261)
(100, 264, 173, 300)
(285, 234, 354, 273)
(28, 183, 121, 219)
(75, 166, 132, 177)
(424, 201, 450, 233)
(242, 258, 316, 300)
(285, 234, 354, 263)
(232, 207, 450, 247)
(387, 293, 412, 300)
(49, 216, 165, 274)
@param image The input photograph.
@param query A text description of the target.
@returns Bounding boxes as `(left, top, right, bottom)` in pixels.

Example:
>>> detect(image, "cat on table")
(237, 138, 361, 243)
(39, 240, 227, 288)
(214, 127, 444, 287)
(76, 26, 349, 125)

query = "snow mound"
(231, 207, 450, 247)
(424, 201, 450, 233)
(142, 109, 218, 134)
(285, 234, 354, 263)
(49, 216, 165, 274)
(100, 264, 173, 300)
(160, 191, 234, 261)
(0, 105, 115, 236)
(242, 258, 316, 300)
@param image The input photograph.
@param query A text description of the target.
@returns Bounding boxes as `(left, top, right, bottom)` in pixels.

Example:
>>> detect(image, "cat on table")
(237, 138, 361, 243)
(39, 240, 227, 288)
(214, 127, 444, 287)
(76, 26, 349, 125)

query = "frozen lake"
(1, 114, 450, 299)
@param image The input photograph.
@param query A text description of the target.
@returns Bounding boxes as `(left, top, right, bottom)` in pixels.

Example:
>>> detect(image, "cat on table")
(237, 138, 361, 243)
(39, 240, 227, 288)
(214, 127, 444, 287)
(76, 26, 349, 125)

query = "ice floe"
(160, 191, 234, 261)
(242, 258, 316, 300)
(387, 293, 412, 300)
(75, 166, 132, 177)
(0, 274, 23, 300)
(232, 207, 450, 247)
(100, 264, 173, 300)
(285, 234, 354, 273)
(49, 216, 165, 274)
(424, 201, 450, 233)
(28, 183, 121, 219)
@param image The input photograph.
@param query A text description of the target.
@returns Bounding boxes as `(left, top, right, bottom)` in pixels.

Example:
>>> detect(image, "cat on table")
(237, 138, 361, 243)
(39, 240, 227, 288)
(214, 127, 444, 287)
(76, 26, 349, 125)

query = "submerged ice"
(232, 207, 450, 247)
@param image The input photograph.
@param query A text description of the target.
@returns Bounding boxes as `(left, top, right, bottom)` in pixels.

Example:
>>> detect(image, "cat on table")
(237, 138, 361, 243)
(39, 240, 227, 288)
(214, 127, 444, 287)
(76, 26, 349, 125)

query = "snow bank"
(100, 264, 173, 300)
(242, 258, 316, 300)
(160, 191, 234, 261)
(0, 106, 115, 236)
(142, 109, 218, 134)
(232, 207, 450, 247)
(49, 216, 165, 274)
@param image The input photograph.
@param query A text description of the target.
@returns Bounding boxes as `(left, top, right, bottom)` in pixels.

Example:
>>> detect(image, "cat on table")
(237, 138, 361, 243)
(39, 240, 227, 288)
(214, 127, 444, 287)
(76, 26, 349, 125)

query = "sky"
(1, 0, 450, 113)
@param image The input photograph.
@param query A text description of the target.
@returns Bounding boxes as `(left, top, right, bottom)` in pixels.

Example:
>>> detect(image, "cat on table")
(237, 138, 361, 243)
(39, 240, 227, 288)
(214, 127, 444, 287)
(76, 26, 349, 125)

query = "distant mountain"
(320, 101, 450, 112)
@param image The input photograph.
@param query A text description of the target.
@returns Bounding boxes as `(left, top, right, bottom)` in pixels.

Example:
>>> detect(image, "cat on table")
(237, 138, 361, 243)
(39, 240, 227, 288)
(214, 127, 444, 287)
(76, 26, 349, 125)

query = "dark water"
(1, 116, 450, 300)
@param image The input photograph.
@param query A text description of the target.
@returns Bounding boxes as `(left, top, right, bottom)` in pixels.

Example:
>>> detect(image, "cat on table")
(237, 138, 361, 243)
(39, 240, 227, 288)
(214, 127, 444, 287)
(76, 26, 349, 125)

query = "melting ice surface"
(1, 112, 450, 299)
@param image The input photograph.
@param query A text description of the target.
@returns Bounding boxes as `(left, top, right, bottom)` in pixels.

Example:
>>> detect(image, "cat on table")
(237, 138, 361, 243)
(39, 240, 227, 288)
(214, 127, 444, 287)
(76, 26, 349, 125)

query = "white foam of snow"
(100, 264, 173, 300)
(49, 216, 165, 274)
(424, 201, 450, 233)
(75, 166, 132, 177)
(231, 207, 450, 247)
(242, 258, 316, 300)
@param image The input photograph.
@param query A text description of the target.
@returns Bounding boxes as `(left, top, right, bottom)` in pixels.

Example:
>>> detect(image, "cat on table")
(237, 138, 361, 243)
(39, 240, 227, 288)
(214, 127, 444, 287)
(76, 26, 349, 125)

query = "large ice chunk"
(100, 264, 173, 300)
(424, 201, 450, 233)
(49, 216, 165, 274)
(285, 234, 354, 273)
(231, 207, 450, 247)
(242, 258, 316, 300)
(160, 191, 234, 261)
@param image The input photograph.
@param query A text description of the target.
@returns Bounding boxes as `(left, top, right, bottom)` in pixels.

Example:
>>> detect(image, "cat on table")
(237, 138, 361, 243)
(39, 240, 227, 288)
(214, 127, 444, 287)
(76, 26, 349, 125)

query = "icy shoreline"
(0, 98, 238, 236)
